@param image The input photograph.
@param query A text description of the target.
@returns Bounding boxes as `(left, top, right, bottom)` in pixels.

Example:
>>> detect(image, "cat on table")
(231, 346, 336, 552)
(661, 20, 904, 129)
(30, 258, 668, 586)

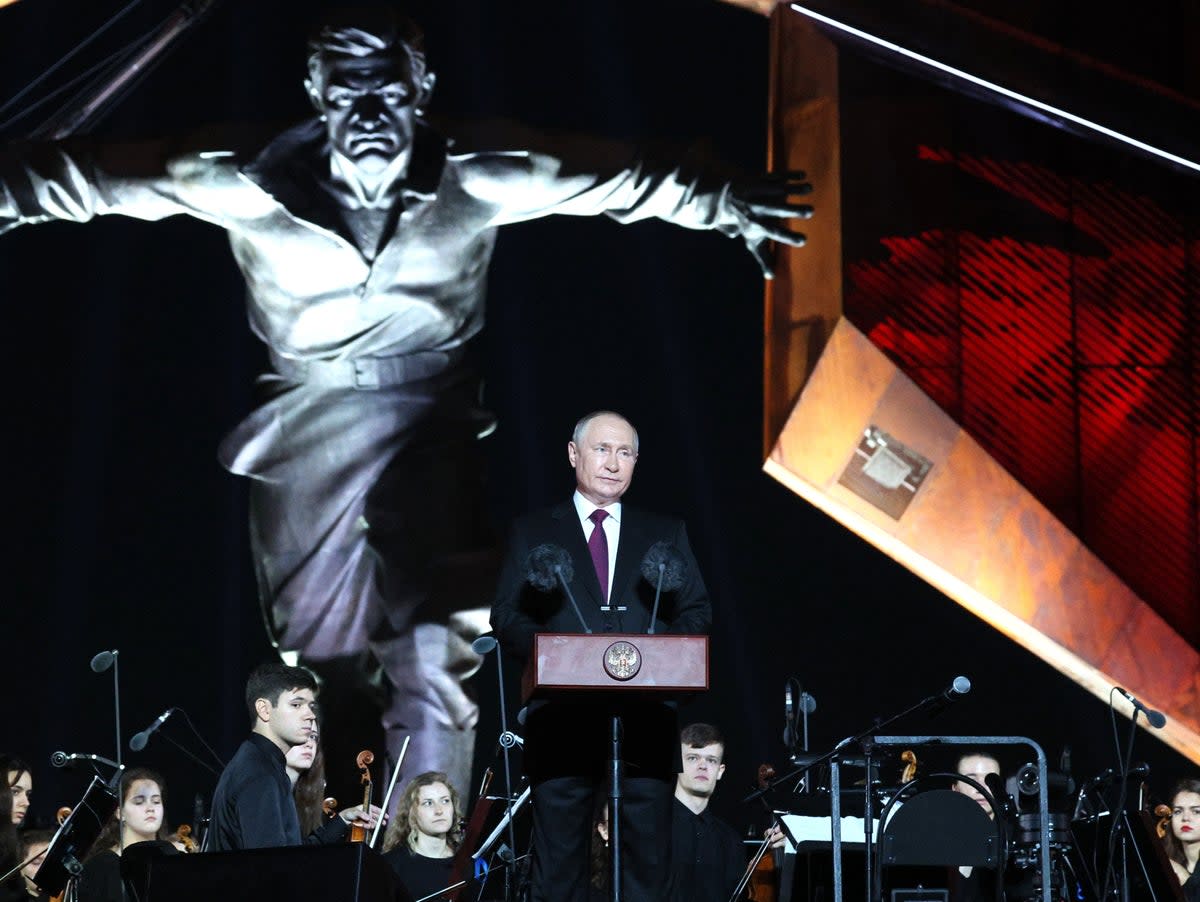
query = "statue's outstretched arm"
(0, 139, 259, 236)
(458, 148, 812, 277)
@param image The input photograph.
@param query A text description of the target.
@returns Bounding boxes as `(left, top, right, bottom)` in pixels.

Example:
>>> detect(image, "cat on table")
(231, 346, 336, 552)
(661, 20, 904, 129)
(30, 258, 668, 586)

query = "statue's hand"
(726, 170, 813, 279)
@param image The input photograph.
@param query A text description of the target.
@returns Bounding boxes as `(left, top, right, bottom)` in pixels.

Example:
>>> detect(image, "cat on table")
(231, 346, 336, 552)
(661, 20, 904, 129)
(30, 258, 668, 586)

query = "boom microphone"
(90, 649, 118, 673)
(925, 675, 971, 717)
(524, 543, 590, 634)
(129, 708, 177, 752)
(1114, 687, 1166, 729)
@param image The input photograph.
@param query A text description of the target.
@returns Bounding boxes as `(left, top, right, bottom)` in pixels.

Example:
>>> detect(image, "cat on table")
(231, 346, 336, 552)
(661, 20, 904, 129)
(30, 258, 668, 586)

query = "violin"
(900, 750, 918, 784)
(350, 751, 374, 843)
(1154, 803, 1172, 839)
(174, 824, 198, 853)
(746, 763, 780, 902)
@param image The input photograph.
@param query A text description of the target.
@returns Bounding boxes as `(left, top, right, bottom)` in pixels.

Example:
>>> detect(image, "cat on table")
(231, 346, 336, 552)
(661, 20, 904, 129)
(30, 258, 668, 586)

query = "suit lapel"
(551, 502, 605, 609)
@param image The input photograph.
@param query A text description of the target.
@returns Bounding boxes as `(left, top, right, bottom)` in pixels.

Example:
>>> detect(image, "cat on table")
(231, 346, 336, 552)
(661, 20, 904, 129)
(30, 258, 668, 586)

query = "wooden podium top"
(522, 632, 709, 702)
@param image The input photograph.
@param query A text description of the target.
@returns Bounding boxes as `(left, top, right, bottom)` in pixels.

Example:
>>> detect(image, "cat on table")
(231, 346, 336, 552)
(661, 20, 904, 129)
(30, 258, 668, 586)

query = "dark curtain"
(0, 0, 1192, 837)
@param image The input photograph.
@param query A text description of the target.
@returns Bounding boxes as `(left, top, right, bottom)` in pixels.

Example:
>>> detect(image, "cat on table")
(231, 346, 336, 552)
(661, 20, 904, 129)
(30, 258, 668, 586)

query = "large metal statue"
(0, 12, 811, 795)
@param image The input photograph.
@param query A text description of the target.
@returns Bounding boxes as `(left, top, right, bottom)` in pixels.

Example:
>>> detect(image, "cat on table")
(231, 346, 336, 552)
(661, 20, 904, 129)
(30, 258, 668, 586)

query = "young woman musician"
(381, 772, 464, 900)
(1, 757, 33, 829)
(287, 731, 330, 838)
(77, 767, 173, 902)
(0, 787, 24, 902)
(284, 730, 377, 844)
(16, 830, 53, 901)
(1164, 778, 1200, 902)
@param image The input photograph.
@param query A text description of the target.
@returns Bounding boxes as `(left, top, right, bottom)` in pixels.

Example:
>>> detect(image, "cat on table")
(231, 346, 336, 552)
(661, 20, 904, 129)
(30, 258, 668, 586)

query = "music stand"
(33, 776, 118, 896)
(1069, 808, 1185, 902)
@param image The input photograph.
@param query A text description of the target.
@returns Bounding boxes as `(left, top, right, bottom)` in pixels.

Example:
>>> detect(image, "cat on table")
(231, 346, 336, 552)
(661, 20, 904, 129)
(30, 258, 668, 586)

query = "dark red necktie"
(588, 508, 609, 601)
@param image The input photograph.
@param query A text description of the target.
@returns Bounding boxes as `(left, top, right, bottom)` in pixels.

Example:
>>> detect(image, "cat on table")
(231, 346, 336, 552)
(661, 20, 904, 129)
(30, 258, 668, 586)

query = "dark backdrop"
(0, 0, 1192, 836)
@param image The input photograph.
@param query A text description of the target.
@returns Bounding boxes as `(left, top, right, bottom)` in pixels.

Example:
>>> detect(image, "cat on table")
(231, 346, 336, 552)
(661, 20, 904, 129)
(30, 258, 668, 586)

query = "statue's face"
(310, 52, 429, 174)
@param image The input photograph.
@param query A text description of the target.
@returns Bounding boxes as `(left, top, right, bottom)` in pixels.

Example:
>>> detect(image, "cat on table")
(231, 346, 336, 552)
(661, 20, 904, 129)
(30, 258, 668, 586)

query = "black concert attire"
(491, 496, 712, 902)
(1182, 866, 1199, 902)
(0, 875, 24, 902)
(76, 842, 179, 902)
(669, 798, 747, 902)
(305, 815, 350, 845)
(383, 847, 454, 900)
(76, 850, 121, 902)
(207, 733, 300, 851)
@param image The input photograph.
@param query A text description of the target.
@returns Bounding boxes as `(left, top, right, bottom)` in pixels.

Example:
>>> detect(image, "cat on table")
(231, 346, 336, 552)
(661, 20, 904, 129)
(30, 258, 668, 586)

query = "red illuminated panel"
(845, 147, 1198, 648)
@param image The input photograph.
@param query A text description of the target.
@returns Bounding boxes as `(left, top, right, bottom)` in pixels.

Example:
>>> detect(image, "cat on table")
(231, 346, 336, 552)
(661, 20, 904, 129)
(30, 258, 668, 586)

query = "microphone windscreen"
(951, 675, 972, 695)
(639, 542, 687, 592)
(129, 732, 148, 752)
(1147, 710, 1167, 729)
(90, 650, 116, 673)
(525, 544, 573, 592)
(471, 635, 498, 655)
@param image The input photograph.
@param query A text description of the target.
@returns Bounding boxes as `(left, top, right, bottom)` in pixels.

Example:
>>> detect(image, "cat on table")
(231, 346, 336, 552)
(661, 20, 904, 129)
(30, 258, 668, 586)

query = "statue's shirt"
(1, 119, 738, 366)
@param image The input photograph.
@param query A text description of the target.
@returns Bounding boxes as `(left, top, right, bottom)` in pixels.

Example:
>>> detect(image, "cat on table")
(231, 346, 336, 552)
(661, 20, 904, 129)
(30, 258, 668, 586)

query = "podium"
(521, 632, 708, 902)
(521, 632, 709, 702)
(144, 843, 401, 902)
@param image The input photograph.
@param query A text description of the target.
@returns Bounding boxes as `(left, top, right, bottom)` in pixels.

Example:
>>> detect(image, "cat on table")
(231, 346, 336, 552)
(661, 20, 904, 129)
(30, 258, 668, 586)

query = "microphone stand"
(646, 563, 665, 634)
(746, 682, 966, 805)
(744, 681, 976, 902)
(1100, 707, 1143, 902)
(471, 636, 520, 902)
(553, 565, 592, 634)
(800, 692, 813, 764)
(89, 651, 123, 785)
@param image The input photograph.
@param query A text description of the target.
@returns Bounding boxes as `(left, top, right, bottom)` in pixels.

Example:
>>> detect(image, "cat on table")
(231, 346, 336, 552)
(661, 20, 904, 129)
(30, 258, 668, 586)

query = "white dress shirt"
(573, 490, 622, 604)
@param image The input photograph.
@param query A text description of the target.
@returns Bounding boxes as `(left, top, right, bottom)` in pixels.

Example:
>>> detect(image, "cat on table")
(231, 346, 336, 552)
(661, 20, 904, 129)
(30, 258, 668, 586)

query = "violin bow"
(370, 735, 410, 848)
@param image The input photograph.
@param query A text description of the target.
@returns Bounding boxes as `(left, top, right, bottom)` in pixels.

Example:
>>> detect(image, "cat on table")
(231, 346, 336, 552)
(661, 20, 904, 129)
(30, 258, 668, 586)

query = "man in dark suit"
(490, 410, 712, 902)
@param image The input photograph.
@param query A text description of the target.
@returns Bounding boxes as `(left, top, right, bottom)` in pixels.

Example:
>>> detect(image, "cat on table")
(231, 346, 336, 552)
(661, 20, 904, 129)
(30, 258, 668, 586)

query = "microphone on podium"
(525, 544, 591, 633)
(638, 542, 686, 634)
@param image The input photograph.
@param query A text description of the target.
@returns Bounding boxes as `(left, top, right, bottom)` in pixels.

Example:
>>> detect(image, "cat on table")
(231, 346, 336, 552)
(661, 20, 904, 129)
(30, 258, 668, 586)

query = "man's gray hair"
(306, 10, 428, 86)
(572, 411, 639, 453)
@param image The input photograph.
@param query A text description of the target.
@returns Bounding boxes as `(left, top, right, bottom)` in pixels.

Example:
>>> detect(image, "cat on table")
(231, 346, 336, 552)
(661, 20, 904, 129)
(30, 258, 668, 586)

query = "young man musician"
(670, 723, 747, 902)
(207, 663, 378, 850)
